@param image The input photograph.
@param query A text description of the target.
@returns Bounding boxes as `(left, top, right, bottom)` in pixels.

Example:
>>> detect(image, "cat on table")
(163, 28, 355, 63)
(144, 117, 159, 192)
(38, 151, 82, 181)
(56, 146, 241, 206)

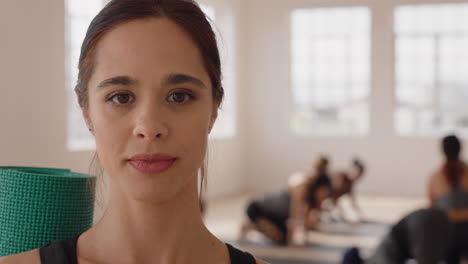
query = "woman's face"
(84, 18, 218, 202)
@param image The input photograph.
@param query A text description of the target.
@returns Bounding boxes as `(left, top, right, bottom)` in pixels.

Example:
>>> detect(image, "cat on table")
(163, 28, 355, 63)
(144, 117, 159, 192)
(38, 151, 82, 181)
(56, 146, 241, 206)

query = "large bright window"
(394, 4, 468, 137)
(290, 7, 371, 136)
(65, 0, 106, 151)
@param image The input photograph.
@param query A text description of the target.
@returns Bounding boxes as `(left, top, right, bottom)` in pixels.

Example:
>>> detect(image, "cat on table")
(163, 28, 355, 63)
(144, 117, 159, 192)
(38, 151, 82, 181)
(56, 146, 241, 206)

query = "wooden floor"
(204, 192, 426, 263)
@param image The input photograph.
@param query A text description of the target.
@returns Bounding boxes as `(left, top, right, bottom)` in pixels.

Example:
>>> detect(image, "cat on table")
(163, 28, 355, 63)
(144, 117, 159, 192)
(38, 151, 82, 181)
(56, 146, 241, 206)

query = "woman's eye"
(168, 91, 194, 104)
(109, 93, 134, 105)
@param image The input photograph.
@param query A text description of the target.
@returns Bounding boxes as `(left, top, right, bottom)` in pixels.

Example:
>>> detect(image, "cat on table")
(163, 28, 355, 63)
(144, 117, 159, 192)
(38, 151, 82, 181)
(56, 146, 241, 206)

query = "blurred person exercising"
(428, 134, 468, 263)
(239, 156, 332, 246)
(343, 135, 468, 264)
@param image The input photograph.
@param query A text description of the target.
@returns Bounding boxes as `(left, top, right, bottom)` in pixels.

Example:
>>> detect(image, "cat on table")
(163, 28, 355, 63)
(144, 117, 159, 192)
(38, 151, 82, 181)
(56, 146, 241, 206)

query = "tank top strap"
(39, 235, 79, 264)
(226, 243, 257, 264)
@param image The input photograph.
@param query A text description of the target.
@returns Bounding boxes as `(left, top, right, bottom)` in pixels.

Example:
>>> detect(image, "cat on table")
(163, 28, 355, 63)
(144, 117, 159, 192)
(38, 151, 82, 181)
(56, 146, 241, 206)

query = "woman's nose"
(132, 104, 169, 140)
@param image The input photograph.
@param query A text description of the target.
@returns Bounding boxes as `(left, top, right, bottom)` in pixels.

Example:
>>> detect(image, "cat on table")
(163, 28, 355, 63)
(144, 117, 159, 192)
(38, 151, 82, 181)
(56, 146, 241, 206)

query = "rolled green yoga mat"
(0, 167, 95, 256)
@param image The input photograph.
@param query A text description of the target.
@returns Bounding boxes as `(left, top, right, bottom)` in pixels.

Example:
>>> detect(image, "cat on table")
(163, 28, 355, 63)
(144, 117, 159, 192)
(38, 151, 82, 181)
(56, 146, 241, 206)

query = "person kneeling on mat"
(238, 156, 333, 246)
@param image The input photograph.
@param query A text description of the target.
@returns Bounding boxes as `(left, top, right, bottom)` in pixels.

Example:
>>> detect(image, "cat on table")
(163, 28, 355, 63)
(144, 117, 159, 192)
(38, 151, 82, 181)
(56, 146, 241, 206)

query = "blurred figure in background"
(428, 134, 468, 263)
(342, 208, 451, 264)
(343, 134, 468, 264)
(238, 156, 332, 246)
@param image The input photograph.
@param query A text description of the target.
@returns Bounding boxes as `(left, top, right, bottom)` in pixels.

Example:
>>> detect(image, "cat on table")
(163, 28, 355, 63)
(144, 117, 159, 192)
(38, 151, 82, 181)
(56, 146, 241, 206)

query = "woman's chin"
(121, 177, 196, 205)
(126, 184, 181, 204)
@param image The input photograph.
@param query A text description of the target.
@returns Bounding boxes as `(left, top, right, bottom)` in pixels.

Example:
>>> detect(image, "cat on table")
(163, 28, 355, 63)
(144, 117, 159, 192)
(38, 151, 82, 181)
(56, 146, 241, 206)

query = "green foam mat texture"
(0, 167, 95, 256)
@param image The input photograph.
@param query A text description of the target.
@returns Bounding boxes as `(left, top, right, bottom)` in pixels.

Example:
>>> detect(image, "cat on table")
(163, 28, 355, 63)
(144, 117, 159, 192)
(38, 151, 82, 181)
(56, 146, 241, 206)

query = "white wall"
(0, 0, 95, 173)
(243, 0, 468, 196)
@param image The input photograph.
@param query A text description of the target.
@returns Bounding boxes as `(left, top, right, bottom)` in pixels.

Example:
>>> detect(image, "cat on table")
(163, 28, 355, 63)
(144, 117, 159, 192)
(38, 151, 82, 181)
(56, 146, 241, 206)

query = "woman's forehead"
(92, 18, 209, 83)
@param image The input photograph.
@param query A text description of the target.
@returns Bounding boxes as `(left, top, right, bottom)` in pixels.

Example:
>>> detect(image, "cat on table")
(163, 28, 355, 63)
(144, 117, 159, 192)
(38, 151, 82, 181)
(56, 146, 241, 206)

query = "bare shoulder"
(288, 171, 304, 186)
(255, 258, 270, 264)
(428, 170, 443, 187)
(0, 249, 40, 264)
(462, 167, 468, 189)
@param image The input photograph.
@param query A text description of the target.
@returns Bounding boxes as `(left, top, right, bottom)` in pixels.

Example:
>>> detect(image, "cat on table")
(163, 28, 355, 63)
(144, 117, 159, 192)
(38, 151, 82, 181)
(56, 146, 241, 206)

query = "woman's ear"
(209, 102, 219, 133)
(82, 109, 94, 135)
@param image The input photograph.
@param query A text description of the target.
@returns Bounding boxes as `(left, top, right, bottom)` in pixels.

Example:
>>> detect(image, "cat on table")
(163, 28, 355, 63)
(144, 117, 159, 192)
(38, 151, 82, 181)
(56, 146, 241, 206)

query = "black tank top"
(39, 235, 256, 264)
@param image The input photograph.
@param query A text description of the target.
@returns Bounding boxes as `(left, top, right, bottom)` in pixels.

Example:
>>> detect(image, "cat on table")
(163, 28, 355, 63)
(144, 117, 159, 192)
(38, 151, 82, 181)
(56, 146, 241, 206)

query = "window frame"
(393, 2, 468, 137)
(289, 6, 372, 137)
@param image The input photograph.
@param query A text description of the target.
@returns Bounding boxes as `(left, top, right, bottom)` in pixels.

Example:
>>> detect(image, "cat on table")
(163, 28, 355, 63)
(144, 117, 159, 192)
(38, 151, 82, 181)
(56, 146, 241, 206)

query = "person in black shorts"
(0, 1, 267, 263)
(239, 156, 333, 246)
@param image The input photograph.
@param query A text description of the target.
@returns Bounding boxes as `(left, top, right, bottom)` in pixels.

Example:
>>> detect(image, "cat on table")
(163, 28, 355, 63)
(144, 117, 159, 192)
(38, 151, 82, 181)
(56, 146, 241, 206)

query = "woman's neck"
(78, 181, 227, 264)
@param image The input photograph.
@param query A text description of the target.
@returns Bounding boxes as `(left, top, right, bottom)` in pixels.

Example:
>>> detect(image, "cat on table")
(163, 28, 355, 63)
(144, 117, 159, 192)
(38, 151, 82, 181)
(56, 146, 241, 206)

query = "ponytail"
(444, 159, 462, 188)
(442, 135, 462, 188)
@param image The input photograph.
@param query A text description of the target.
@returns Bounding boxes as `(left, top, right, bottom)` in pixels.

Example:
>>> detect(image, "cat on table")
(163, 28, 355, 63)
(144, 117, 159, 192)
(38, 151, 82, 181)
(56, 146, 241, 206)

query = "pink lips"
(128, 153, 177, 174)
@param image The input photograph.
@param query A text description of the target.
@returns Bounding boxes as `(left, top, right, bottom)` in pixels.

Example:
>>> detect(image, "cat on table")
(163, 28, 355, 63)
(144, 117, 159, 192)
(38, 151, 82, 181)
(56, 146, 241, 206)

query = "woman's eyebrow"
(163, 73, 206, 88)
(97, 76, 137, 90)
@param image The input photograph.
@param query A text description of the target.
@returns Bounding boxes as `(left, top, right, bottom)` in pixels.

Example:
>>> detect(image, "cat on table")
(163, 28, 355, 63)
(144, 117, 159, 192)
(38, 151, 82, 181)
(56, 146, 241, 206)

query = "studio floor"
(204, 192, 426, 264)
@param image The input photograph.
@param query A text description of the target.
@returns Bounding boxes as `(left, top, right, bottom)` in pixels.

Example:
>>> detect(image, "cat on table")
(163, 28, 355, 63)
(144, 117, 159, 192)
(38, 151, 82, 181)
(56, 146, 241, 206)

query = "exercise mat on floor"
(0, 167, 95, 256)
(226, 220, 387, 264)
(262, 257, 336, 264)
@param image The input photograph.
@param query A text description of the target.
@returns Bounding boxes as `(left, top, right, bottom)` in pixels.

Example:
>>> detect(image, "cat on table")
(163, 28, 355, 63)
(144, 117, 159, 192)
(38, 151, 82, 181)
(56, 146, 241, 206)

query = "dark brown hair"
(314, 155, 329, 174)
(442, 134, 463, 188)
(352, 158, 365, 174)
(305, 155, 331, 208)
(76, 0, 223, 206)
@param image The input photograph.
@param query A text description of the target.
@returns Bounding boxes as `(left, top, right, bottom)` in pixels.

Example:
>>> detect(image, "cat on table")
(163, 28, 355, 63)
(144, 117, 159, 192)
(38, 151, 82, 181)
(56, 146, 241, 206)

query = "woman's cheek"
(178, 124, 209, 166)
(94, 123, 125, 172)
